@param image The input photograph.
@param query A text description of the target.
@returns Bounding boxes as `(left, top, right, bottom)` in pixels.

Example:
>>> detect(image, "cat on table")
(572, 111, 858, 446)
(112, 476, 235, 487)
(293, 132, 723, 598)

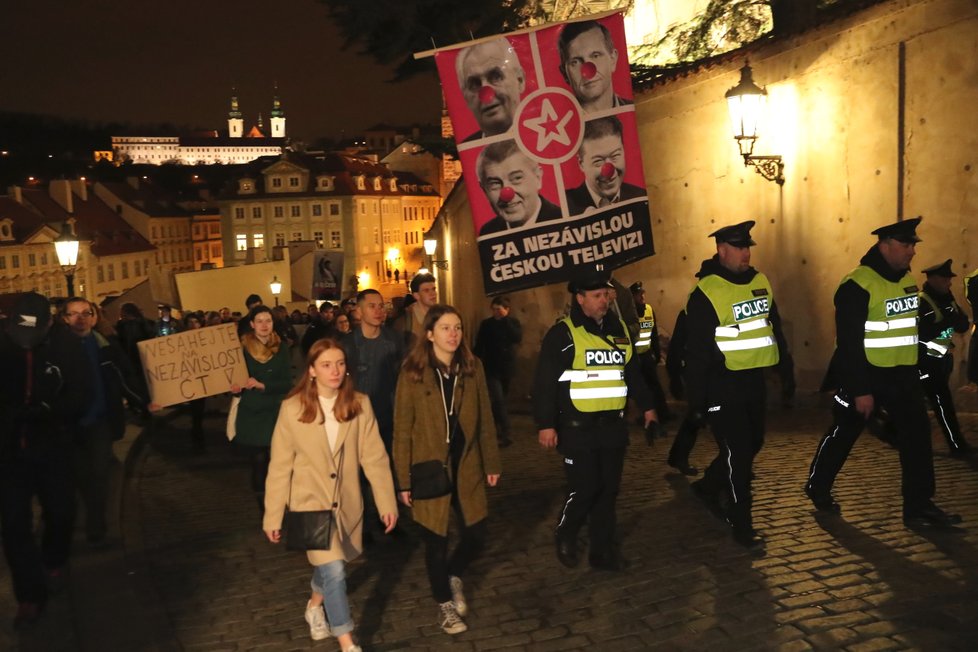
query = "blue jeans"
(311, 560, 354, 637)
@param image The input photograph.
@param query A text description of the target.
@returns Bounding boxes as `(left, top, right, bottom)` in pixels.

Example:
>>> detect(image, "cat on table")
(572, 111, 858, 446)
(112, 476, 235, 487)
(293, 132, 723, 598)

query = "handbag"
(225, 395, 240, 441)
(410, 459, 452, 500)
(283, 448, 342, 551)
(284, 509, 334, 551)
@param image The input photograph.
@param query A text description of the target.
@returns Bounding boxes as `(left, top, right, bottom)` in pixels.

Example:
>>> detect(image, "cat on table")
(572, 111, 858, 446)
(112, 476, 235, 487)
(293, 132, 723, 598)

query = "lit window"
(253, 233, 264, 249)
(330, 231, 341, 248)
(236, 234, 248, 251)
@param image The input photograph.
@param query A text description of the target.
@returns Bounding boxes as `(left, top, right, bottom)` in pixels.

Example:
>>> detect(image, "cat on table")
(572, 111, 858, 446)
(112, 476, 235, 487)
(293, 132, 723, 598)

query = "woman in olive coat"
(393, 304, 501, 636)
(231, 305, 293, 512)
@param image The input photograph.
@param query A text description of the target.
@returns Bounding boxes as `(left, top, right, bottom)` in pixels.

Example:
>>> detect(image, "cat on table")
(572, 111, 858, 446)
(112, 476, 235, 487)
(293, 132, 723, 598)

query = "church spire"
(228, 88, 244, 138)
(269, 83, 286, 138)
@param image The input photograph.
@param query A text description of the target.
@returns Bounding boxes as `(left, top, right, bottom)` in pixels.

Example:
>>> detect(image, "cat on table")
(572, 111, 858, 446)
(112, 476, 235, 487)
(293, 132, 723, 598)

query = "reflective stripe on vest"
(918, 291, 954, 358)
(559, 316, 632, 412)
(697, 273, 780, 371)
(634, 304, 654, 353)
(842, 265, 918, 367)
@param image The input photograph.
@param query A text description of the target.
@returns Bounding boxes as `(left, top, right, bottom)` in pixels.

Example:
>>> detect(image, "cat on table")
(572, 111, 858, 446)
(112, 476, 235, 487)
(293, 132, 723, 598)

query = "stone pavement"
(3, 394, 978, 651)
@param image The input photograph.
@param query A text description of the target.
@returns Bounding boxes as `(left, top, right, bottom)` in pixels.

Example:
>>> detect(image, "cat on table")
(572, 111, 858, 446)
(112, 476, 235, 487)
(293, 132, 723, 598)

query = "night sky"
(2, 0, 444, 141)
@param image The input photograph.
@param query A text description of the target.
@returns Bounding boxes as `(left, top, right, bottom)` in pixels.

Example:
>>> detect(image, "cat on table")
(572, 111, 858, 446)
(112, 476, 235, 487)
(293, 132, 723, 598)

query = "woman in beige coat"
(393, 304, 502, 635)
(264, 338, 398, 652)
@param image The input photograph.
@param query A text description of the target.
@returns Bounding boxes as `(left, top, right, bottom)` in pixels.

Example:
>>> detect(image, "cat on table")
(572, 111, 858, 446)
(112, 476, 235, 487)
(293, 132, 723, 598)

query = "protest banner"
(138, 322, 248, 408)
(428, 11, 654, 294)
(312, 251, 343, 301)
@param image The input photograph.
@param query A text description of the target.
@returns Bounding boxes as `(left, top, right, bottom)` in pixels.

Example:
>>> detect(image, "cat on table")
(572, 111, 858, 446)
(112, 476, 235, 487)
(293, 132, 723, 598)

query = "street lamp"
(725, 62, 785, 185)
(54, 221, 80, 297)
(422, 237, 448, 270)
(269, 275, 282, 306)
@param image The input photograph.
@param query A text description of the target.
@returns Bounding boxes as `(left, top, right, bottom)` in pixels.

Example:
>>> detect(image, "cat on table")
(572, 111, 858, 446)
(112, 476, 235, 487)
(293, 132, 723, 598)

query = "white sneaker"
(344, 646, 362, 652)
(438, 600, 468, 635)
(304, 601, 330, 641)
(449, 575, 467, 616)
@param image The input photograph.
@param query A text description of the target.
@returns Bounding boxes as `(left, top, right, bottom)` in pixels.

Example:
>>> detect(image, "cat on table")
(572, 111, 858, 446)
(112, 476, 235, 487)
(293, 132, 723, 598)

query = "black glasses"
(66, 311, 94, 318)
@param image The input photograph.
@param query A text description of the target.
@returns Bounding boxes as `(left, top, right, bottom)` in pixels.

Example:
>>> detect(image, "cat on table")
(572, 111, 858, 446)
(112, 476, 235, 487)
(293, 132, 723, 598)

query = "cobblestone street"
(3, 396, 978, 651)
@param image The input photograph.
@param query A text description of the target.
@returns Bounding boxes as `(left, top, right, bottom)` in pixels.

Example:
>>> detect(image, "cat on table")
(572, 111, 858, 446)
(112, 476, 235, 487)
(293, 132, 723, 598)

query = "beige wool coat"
(393, 360, 502, 536)
(264, 392, 397, 566)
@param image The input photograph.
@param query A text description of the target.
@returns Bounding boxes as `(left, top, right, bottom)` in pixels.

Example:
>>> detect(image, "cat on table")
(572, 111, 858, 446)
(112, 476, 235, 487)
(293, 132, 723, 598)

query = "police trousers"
(554, 443, 626, 556)
(920, 355, 968, 452)
(807, 371, 935, 510)
(701, 392, 766, 530)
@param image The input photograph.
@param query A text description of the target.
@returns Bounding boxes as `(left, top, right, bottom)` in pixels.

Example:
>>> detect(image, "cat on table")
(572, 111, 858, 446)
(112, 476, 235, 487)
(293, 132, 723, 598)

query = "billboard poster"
(312, 251, 344, 301)
(434, 12, 654, 295)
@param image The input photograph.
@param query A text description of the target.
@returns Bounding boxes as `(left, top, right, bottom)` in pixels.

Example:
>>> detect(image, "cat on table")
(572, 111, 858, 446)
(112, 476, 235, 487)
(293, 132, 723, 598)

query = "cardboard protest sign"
(313, 251, 343, 301)
(138, 322, 248, 408)
(433, 12, 654, 294)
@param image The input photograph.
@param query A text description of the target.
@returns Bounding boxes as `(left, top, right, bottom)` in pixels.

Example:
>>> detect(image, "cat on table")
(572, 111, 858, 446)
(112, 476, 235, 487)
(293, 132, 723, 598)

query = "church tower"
(270, 87, 286, 139)
(228, 93, 243, 138)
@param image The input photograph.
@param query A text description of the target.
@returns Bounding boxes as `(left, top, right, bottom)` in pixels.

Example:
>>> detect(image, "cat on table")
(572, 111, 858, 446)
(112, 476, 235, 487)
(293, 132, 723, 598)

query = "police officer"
(684, 221, 789, 549)
(806, 217, 961, 527)
(918, 259, 971, 456)
(534, 265, 656, 571)
(630, 281, 674, 423)
(664, 305, 703, 475)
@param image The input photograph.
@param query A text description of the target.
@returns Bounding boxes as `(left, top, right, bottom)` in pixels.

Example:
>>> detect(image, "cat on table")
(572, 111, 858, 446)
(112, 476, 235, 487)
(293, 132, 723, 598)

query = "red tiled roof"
(99, 180, 194, 218)
(20, 187, 155, 257)
(0, 196, 49, 245)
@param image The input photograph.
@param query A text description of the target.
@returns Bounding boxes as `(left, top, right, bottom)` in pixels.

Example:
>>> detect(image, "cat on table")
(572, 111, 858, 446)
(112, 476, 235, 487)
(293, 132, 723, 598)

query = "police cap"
(567, 264, 613, 293)
(922, 258, 955, 278)
(629, 281, 643, 294)
(708, 220, 756, 247)
(870, 216, 922, 243)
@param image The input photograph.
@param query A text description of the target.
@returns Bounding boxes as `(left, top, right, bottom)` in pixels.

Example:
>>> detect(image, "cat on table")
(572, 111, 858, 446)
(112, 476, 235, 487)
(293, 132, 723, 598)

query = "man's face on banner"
(564, 27, 618, 108)
(458, 40, 525, 136)
(579, 132, 625, 200)
(482, 151, 543, 226)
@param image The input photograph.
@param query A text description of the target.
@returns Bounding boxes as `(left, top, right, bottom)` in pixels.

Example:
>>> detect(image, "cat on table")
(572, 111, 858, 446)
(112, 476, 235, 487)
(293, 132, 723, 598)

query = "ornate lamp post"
(269, 275, 282, 306)
(725, 62, 785, 185)
(54, 221, 80, 297)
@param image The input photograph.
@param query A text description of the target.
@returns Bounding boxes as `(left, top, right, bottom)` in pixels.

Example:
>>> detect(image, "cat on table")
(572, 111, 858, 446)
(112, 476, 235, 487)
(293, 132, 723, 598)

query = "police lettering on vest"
(842, 266, 918, 367)
(558, 316, 632, 412)
(696, 274, 779, 371)
(585, 349, 626, 366)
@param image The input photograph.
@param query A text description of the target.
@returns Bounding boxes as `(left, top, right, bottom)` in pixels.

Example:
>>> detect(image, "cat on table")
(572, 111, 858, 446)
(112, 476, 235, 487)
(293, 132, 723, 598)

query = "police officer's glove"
(644, 421, 664, 446)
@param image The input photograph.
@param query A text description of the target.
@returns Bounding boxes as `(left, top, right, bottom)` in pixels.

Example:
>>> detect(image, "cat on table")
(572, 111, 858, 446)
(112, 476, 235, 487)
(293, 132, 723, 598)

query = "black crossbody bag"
(285, 449, 342, 551)
(410, 370, 458, 500)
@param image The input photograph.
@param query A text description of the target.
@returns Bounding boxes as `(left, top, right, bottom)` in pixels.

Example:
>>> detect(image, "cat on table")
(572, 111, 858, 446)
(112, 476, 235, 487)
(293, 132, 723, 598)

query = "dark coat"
(473, 315, 522, 380)
(234, 342, 293, 448)
(87, 331, 148, 440)
(479, 196, 562, 236)
(393, 360, 501, 535)
(565, 181, 645, 216)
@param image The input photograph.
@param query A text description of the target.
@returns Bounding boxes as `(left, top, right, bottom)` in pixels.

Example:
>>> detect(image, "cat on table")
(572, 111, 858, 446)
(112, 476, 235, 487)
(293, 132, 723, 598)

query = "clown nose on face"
(478, 86, 496, 104)
(600, 162, 616, 180)
(499, 186, 516, 203)
(581, 61, 598, 80)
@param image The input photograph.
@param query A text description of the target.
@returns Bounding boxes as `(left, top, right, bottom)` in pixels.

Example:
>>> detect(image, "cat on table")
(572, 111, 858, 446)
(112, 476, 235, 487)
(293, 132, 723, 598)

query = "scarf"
(241, 331, 281, 363)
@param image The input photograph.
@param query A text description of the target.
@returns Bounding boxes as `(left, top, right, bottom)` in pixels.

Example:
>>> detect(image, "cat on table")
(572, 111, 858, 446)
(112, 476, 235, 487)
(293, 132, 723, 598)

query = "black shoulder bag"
(285, 449, 342, 551)
(409, 371, 458, 500)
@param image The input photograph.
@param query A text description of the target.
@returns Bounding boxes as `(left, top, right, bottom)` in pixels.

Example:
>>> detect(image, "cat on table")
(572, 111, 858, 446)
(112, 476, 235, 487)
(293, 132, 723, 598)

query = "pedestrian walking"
(684, 221, 790, 550)
(62, 297, 147, 547)
(533, 265, 657, 570)
(393, 305, 501, 635)
(263, 338, 397, 651)
(917, 259, 971, 456)
(183, 314, 207, 451)
(630, 280, 674, 423)
(392, 273, 437, 349)
(806, 217, 962, 528)
(0, 293, 91, 627)
(473, 295, 523, 448)
(231, 306, 293, 516)
(664, 307, 704, 475)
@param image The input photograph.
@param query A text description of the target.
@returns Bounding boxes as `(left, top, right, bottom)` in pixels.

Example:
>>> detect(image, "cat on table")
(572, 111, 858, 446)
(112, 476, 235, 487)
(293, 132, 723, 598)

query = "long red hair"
(287, 338, 361, 423)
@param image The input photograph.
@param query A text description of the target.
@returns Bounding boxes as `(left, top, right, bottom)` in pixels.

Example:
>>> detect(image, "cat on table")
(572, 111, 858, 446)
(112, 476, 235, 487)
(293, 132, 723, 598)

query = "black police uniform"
(533, 269, 654, 569)
(629, 281, 672, 422)
(684, 222, 790, 548)
(806, 217, 960, 527)
(664, 307, 703, 475)
(966, 270, 978, 385)
(917, 260, 971, 455)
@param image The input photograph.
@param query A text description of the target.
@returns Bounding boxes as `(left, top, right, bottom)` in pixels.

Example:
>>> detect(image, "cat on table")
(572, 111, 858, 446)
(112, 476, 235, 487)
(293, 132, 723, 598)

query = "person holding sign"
(231, 306, 293, 516)
(558, 20, 632, 113)
(565, 116, 645, 216)
(456, 38, 526, 142)
(263, 338, 397, 650)
(477, 140, 562, 236)
(393, 305, 501, 636)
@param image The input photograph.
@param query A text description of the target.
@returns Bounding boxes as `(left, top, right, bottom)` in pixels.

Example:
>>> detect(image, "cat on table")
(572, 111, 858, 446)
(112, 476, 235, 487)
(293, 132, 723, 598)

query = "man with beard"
(565, 117, 645, 216)
(684, 221, 790, 550)
(456, 38, 526, 142)
(477, 140, 561, 236)
(806, 217, 962, 528)
(558, 20, 632, 113)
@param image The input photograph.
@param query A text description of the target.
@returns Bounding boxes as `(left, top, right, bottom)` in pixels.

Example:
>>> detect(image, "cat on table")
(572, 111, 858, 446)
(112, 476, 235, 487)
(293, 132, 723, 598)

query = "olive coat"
(393, 359, 501, 536)
(234, 341, 293, 447)
(263, 393, 397, 566)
